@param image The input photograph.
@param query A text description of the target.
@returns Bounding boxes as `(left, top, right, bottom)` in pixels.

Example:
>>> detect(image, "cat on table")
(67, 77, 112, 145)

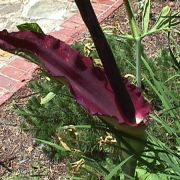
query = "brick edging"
(0, 0, 123, 106)
(50, 0, 123, 45)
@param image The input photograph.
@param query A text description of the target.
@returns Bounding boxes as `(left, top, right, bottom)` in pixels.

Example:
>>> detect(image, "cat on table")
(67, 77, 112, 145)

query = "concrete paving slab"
(0, 0, 77, 33)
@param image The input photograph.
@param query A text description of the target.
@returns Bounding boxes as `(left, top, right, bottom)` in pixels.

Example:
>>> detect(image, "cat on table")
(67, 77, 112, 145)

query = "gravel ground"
(0, 71, 67, 179)
(0, 1, 179, 179)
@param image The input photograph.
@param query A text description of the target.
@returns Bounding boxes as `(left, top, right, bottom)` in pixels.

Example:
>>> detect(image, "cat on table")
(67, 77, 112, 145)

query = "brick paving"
(0, 0, 123, 106)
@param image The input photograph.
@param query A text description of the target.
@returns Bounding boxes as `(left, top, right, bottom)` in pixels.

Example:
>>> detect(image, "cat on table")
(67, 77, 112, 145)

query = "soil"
(0, 1, 179, 179)
(0, 71, 67, 179)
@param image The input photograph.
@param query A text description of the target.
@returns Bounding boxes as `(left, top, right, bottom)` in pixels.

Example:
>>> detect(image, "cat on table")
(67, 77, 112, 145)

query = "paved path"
(0, 0, 77, 33)
(0, 0, 123, 106)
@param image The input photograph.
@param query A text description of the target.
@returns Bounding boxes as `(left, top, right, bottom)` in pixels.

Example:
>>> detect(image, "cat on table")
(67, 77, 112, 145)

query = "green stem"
(123, 0, 142, 88)
(136, 39, 142, 88)
(123, 0, 140, 39)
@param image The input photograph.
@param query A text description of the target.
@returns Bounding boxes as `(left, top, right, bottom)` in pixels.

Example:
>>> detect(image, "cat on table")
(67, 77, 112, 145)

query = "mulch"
(0, 1, 179, 179)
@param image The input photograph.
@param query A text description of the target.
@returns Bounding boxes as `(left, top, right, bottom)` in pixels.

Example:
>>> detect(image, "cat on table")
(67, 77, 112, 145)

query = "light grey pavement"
(0, 0, 77, 33)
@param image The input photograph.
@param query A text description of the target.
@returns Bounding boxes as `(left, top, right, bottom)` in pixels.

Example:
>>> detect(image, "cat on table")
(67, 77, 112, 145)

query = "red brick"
(65, 26, 84, 44)
(113, 0, 123, 8)
(92, 3, 109, 11)
(66, 28, 87, 45)
(93, 0, 114, 5)
(49, 31, 70, 42)
(98, 1, 123, 22)
(62, 21, 82, 29)
(12, 81, 26, 92)
(0, 65, 25, 81)
(0, 75, 16, 90)
(59, 28, 75, 37)
(98, 6, 116, 22)
(0, 92, 13, 106)
(68, 13, 84, 25)
(9, 58, 34, 71)
(0, 87, 6, 96)
(94, 9, 103, 16)
(26, 65, 39, 76)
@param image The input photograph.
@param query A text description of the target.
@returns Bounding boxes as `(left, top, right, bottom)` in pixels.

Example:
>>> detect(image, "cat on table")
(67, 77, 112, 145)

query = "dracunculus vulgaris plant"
(0, 0, 151, 178)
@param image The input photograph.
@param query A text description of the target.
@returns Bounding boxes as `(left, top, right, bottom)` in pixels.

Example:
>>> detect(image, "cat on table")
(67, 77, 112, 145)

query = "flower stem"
(136, 39, 142, 88)
(74, 0, 136, 122)
(123, 0, 142, 88)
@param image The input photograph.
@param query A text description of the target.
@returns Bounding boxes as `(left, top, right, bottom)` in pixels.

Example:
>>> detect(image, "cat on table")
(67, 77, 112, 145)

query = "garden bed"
(0, 0, 179, 179)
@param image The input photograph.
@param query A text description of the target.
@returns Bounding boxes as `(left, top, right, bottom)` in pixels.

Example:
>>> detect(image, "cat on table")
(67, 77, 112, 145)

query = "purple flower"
(0, 30, 150, 128)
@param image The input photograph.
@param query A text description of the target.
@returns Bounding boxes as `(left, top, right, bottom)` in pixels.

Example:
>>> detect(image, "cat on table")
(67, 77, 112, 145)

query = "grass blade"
(105, 156, 133, 180)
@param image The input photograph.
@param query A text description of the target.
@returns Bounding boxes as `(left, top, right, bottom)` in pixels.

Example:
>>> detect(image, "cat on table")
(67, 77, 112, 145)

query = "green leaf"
(14, 51, 42, 66)
(163, 12, 180, 28)
(40, 92, 56, 105)
(136, 168, 149, 179)
(123, 0, 140, 39)
(81, 156, 109, 176)
(151, 6, 171, 31)
(136, 169, 169, 180)
(142, 56, 176, 118)
(66, 176, 84, 180)
(150, 114, 175, 135)
(142, 0, 151, 33)
(58, 125, 91, 131)
(82, 164, 100, 177)
(117, 34, 134, 40)
(17, 23, 44, 34)
(35, 138, 69, 152)
(105, 156, 133, 180)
